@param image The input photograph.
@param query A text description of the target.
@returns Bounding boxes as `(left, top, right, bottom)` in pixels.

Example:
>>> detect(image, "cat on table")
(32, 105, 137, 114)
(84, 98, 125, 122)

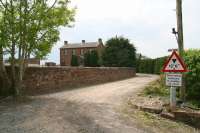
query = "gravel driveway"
(0, 74, 159, 133)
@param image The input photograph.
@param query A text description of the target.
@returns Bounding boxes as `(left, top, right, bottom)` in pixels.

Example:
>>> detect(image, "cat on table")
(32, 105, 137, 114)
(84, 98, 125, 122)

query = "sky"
(47, 0, 200, 64)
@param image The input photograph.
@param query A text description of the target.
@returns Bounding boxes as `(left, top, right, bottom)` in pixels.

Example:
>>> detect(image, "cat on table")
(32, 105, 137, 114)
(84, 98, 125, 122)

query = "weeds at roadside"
(121, 103, 199, 133)
(142, 75, 200, 110)
(142, 75, 169, 97)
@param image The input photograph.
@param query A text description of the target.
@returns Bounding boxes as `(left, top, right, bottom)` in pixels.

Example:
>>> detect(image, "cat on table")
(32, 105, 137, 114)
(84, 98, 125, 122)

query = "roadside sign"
(166, 74, 182, 87)
(162, 51, 188, 72)
(162, 50, 187, 110)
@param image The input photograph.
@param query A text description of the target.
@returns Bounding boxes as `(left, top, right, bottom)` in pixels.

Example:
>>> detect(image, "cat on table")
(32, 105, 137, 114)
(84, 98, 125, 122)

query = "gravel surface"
(0, 74, 159, 133)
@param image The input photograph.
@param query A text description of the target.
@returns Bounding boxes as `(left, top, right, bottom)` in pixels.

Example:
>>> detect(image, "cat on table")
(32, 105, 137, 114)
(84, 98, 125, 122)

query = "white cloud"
(48, 0, 200, 63)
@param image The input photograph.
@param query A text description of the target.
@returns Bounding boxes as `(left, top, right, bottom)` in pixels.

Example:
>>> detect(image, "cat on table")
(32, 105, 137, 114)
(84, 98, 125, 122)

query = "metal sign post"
(166, 73, 182, 110)
(162, 50, 188, 111)
(170, 86, 176, 110)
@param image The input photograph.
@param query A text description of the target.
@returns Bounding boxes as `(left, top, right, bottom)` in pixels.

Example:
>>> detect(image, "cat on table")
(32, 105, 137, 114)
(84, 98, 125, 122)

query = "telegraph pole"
(176, 0, 185, 101)
(176, 0, 184, 55)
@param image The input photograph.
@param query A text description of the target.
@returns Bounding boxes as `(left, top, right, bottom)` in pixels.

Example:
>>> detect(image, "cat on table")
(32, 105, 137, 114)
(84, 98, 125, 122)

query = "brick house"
(60, 38, 104, 66)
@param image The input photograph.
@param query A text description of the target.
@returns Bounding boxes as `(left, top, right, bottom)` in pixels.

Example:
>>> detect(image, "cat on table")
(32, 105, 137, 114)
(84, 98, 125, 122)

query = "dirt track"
(0, 74, 159, 133)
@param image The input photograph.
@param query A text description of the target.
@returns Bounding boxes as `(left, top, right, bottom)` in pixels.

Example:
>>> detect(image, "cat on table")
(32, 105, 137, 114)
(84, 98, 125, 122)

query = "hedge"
(137, 56, 167, 74)
(184, 49, 200, 99)
(137, 49, 200, 100)
(84, 50, 99, 67)
(71, 55, 79, 66)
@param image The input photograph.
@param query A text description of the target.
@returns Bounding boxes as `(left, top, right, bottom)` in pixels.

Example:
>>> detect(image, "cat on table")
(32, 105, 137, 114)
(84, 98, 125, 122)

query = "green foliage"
(137, 59, 154, 74)
(0, 0, 75, 59)
(83, 52, 90, 66)
(71, 55, 79, 66)
(154, 57, 167, 74)
(0, 0, 75, 96)
(187, 100, 200, 109)
(89, 50, 99, 67)
(26, 0, 75, 58)
(143, 75, 169, 97)
(102, 36, 136, 67)
(183, 49, 200, 99)
(137, 57, 167, 74)
(84, 50, 99, 67)
(138, 49, 200, 102)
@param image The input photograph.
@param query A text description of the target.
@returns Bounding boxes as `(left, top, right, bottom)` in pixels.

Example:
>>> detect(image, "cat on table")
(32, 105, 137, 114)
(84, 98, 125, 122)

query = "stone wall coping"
(26, 66, 135, 70)
(5, 65, 136, 95)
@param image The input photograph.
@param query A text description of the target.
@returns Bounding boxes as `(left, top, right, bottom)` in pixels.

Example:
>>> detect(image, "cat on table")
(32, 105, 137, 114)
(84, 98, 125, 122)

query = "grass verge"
(142, 75, 169, 97)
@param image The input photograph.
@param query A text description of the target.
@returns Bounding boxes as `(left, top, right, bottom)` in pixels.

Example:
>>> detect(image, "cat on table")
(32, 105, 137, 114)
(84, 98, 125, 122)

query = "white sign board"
(166, 74, 182, 87)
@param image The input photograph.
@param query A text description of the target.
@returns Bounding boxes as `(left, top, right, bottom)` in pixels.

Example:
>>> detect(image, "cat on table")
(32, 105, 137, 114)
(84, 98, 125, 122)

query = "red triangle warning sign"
(162, 51, 188, 72)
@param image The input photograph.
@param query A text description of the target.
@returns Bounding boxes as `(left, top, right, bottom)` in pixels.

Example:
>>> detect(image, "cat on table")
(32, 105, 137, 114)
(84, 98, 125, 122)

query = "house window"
(89, 49, 93, 52)
(81, 49, 84, 55)
(64, 49, 67, 55)
(61, 60, 65, 66)
(72, 49, 76, 55)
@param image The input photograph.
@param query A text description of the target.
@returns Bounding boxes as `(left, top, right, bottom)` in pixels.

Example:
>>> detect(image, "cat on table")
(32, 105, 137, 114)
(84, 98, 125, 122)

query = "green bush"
(139, 49, 200, 101)
(71, 55, 79, 66)
(184, 49, 200, 99)
(102, 36, 136, 67)
(137, 56, 167, 74)
(143, 75, 169, 97)
(84, 50, 99, 67)
(137, 59, 154, 73)
(154, 57, 167, 74)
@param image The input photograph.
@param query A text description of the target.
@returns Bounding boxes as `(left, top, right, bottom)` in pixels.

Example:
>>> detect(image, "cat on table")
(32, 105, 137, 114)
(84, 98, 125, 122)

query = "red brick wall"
(25, 59, 40, 65)
(23, 67, 136, 95)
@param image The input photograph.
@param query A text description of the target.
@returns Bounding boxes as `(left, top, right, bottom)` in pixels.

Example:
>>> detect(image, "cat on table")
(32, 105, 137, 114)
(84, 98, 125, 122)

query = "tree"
(83, 52, 90, 66)
(0, 0, 75, 96)
(84, 50, 99, 67)
(71, 55, 79, 66)
(0, 3, 11, 95)
(102, 36, 136, 67)
(90, 50, 99, 67)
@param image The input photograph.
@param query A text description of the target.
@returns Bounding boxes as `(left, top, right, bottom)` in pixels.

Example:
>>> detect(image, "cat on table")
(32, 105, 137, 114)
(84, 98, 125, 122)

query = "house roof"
(60, 42, 100, 49)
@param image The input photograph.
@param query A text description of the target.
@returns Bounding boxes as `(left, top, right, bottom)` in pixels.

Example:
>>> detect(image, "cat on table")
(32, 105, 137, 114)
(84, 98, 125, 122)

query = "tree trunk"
(0, 46, 10, 95)
(10, 43, 17, 95)
(9, 0, 19, 97)
(16, 0, 29, 96)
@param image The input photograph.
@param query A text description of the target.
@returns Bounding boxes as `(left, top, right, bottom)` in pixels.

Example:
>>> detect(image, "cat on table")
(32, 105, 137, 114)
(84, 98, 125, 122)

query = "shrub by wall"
(71, 55, 79, 66)
(84, 50, 99, 67)
(102, 37, 136, 67)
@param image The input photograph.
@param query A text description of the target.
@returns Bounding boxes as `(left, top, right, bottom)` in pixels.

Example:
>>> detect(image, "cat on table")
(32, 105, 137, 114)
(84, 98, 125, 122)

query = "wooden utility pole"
(176, 0, 185, 101)
(176, 0, 184, 55)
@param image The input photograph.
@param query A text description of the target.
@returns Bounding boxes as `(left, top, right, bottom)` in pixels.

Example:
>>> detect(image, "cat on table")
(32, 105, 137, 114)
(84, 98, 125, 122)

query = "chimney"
(82, 40, 86, 44)
(64, 41, 68, 45)
(98, 38, 103, 44)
